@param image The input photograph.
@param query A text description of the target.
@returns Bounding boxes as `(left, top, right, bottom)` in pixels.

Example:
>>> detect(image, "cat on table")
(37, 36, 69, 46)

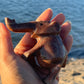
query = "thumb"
(0, 23, 14, 59)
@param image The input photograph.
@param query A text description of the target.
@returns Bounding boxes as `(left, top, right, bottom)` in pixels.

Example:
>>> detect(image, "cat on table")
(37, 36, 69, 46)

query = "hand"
(0, 8, 73, 84)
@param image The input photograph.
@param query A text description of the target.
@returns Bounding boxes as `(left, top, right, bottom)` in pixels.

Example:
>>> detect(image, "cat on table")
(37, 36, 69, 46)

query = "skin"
(0, 8, 73, 84)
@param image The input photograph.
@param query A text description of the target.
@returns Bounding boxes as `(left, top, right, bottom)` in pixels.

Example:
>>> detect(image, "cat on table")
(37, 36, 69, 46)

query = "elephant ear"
(32, 21, 61, 37)
(44, 21, 61, 35)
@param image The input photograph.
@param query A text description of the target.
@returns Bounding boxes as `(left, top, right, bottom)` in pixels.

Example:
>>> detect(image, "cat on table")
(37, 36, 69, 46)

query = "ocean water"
(0, 0, 84, 59)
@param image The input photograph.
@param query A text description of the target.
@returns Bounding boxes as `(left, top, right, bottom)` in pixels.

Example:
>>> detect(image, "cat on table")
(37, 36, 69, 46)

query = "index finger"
(36, 8, 53, 21)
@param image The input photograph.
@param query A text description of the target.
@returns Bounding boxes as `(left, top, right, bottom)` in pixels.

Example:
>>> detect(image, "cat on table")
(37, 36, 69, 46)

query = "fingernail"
(0, 23, 10, 36)
(67, 20, 72, 24)
(47, 8, 52, 11)
(0, 23, 2, 37)
(0, 23, 5, 33)
(0, 23, 3, 32)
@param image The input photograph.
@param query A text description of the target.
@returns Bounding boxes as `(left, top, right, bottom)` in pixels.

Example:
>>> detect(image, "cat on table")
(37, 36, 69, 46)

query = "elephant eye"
(40, 23, 43, 26)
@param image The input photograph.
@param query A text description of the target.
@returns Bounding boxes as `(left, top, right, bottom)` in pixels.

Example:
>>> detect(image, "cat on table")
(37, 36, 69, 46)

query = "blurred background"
(0, 0, 84, 59)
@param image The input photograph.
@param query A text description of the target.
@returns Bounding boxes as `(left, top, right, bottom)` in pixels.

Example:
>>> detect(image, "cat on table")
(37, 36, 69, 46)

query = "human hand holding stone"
(0, 8, 73, 84)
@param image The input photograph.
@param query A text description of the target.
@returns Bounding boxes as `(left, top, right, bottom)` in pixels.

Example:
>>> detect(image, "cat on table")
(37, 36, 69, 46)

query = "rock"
(82, 76, 84, 79)
(59, 59, 84, 84)
(72, 72, 81, 76)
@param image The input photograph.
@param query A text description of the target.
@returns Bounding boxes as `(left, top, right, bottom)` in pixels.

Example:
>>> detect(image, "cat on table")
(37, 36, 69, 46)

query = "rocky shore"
(0, 59, 84, 84)
(59, 59, 84, 84)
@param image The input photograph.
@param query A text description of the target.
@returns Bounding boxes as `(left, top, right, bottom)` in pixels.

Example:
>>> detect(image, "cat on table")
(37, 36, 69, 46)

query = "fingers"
(36, 8, 53, 21)
(14, 8, 72, 55)
(51, 13, 72, 53)
(60, 21, 72, 53)
(51, 13, 71, 41)
(14, 33, 36, 55)
(51, 13, 65, 25)
(0, 23, 14, 59)
(60, 21, 71, 41)
(63, 35, 73, 53)
(14, 8, 53, 55)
